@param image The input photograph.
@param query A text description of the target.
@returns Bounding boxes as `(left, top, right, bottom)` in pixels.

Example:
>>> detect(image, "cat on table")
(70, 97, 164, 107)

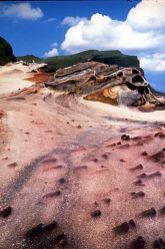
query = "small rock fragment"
(133, 179, 145, 186)
(147, 171, 161, 178)
(0, 206, 12, 217)
(153, 240, 160, 249)
(130, 236, 146, 249)
(129, 219, 136, 228)
(129, 164, 143, 171)
(26, 223, 43, 238)
(51, 233, 67, 246)
(59, 178, 66, 184)
(141, 151, 148, 156)
(159, 206, 165, 215)
(136, 173, 147, 179)
(7, 162, 17, 167)
(103, 198, 111, 204)
(140, 207, 156, 218)
(102, 153, 108, 159)
(114, 222, 129, 234)
(91, 209, 101, 218)
(121, 134, 130, 141)
(131, 191, 145, 198)
(43, 221, 57, 232)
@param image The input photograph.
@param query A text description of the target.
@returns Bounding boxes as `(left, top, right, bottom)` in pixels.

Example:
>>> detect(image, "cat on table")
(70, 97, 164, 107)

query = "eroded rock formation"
(45, 62, 165, 110)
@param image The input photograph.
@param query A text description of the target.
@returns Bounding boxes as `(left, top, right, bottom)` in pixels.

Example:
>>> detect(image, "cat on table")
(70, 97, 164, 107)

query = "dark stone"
(154, 132, 165, 138)
(131, 191, 145, 198)
(54, 190, 61, 196)
(133, 179, 145, 186)
(129, 219, 136, 228)
(43, 221, 57, 232)
(158, 238, 165, 247)
(130, 236, 146, 249)
(91, 209, 101, 218)
(0, 206, 12, 217)
(26, 223, 43, 238)
(59, 178, 66, 184)
(121, 134, 130, 141)
(150, 151, 164, 162)
(141, 151, 148, 156)
(159, 206, 165, 215)
(136, 173, 147, 179)
(141, 207, 156, 217)
(114, 222, 129, 234)
(103, 198, 111, 204)
(147, 171, 161, 178)
(51, 233, 67, 246)
(102, 153, 108, 159)
(129, 164, 143, 171)
(93, 158, 98, 162)
(153, 240, 160, 249)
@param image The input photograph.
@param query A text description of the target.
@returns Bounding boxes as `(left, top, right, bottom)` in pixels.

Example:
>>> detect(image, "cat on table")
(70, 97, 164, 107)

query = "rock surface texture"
(0, 61, 165, 249)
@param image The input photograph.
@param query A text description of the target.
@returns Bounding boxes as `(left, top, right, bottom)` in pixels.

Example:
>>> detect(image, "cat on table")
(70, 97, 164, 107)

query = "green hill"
(43, 50, 139, 72)
(17, 50, 139, 72)
(0, 36, 17, 65)
(17, 55, 42, 63)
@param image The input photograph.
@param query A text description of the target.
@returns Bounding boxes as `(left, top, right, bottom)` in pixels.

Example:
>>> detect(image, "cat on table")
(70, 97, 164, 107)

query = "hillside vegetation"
(17, 50, 140, 72)
(0, 36, 16, 65)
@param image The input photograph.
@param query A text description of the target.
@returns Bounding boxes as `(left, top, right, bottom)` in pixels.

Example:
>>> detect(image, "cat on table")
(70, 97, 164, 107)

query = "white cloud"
(2, 3, 43, 20)
(44, 48, 59, 57)
(61, 0, 165, 73)
(62, 16, 86, 26)
(127, 0, 165, 30)
(51, 42, 58, 48)
(44, 43, 59, 57)
(43, 18, 56, 24)
(140, 53, 165, 72)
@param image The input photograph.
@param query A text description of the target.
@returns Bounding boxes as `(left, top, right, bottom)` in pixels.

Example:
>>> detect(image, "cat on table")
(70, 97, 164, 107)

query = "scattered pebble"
(59, 177, 66, 184)
(131, 191, 145, 198)
(136, 173, 147, 179)
(0, 206, 12, 217)
(7, 162, 17, 167)
(140, 207, 156, 218)
(159, 206, 165, 215)
(121, 134, 130, 141)
(130, 236, 146, 249)
(103, 198, 111, 204)
(91, 209, 101, 218)
(114, 222, 129, 234)
(129, 219, 136, 228)
(141, 151, 148, 156)
(129, 164, 143, 171)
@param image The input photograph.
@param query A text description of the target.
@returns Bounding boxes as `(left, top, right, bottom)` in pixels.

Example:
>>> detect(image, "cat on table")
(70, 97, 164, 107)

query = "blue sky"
(0, 0, 165, 92)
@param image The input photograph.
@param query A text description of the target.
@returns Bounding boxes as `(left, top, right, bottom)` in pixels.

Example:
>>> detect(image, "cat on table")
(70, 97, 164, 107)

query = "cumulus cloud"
(1, 3, 43, 20)
(61, 0, 165, 72)
(127, 0, 165, 30)
(140, 53, 165, 72)
(44, 43, 59, 57)
(62, 16, 86, 26)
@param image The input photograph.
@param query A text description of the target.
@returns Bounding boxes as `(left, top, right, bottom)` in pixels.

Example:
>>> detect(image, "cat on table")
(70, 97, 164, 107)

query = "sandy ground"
(0, 64, 165, 249)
